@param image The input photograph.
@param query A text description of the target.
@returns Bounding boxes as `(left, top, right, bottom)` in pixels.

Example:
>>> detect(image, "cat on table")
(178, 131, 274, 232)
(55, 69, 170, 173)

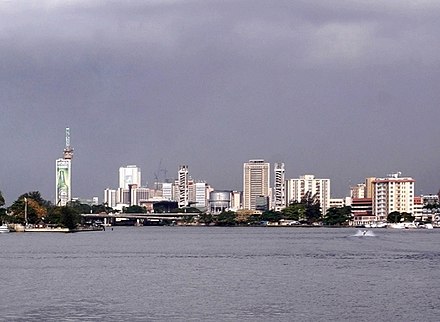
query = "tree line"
(0, 190, 108, 229)
(0, 190, 352, 228)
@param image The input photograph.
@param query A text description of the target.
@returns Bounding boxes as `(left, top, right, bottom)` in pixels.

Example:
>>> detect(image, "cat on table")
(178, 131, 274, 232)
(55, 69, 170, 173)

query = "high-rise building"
(350, 183, 366, 199)
(365, 177, 376, 199)
(285, 174, 331, 215)
(243, 159, 270, 210)
(194, 182, 208, 209)
(178, 165, 189, 208)
(162, 182, 174, 200)
(130, 186, 150, 206)
(55, 158, 72, 206)
(372, 172, 415, 221)
(273, 162, 285, 211)
(104, 188, 117, 208)
(116, 187, 129, 205)
(230, 191, 242, 211)
(55, 128, 74, 206)
(119, 165, 141, 190)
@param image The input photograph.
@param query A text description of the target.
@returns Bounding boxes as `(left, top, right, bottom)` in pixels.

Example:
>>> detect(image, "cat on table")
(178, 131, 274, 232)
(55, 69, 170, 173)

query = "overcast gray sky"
(1, 0, 440, 204)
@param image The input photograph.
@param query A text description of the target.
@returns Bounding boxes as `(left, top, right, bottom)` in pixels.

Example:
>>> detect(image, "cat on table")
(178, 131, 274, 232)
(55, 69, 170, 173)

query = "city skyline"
(1, 1, 440, 203)
(0, 134, 436, 206)
(1, 135, 438, 205)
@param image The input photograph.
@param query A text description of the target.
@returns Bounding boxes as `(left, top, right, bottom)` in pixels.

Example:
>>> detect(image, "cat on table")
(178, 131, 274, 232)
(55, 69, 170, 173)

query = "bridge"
(80, 212, 200, 226)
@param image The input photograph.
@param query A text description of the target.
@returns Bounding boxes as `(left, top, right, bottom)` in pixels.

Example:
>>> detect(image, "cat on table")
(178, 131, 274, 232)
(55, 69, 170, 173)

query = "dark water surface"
(1, 227, 439, 321)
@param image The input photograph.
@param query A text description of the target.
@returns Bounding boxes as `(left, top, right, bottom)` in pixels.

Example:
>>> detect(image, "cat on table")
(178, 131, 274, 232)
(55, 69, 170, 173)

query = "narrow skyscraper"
(274, 162, 285, 211)
(55, 128, 74, 206)
(178, 165, 189, 208)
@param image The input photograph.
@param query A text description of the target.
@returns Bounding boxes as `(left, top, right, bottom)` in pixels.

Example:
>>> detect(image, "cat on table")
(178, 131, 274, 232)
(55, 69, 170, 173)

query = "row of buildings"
(104, 164, 241, 214)
(100, 160, 438, 225)
(54, 130, 437, 224)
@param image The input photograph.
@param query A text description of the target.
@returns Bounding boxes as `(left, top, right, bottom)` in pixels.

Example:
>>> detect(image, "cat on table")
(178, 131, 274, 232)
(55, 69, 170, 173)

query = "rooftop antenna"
(63, 127, 74, 160)
(387, 171, 401, 178)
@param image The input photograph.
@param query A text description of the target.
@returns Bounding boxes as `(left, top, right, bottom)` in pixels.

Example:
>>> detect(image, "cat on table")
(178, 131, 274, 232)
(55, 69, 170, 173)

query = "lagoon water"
(1, 227, 439, 321)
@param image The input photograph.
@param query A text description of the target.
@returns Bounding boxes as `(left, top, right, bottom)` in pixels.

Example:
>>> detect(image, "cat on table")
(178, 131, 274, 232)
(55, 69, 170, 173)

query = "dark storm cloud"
(1, 0, 440, 203)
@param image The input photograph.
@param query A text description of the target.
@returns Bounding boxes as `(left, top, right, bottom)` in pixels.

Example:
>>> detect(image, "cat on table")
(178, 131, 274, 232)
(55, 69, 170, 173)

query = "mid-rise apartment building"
(285, 174, 330, 215)
(372, 173, 415, 221)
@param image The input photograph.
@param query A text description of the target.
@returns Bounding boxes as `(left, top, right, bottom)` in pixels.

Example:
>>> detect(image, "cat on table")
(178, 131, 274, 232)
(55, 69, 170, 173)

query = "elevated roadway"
(80, 212, 200, 225)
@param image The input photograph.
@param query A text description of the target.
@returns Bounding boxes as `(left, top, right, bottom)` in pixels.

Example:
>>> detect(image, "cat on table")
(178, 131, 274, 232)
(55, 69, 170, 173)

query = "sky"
(1, 0, 440, 205)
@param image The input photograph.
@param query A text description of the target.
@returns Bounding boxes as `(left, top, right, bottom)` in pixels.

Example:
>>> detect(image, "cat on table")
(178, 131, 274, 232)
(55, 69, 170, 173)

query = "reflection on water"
(0, 227, 439, 321)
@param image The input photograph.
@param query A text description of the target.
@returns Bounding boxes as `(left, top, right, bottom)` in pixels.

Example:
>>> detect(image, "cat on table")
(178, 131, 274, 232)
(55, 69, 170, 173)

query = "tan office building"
(243, 159, 270, 210)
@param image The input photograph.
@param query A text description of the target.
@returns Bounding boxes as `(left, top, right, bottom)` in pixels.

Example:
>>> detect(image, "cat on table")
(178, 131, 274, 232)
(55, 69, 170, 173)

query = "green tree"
(68, 200, 92, 214)
(281, 203, 305, 221)
(92, 203, 114, 214)
(0, 190, 5, 208)
(387, 211, 402, 223)
(260, 210, 282, 222)
(181, 215, 196, 224)
(0, 190, 6, 223)
(8, 192, 50, 224)
(215, 211, 236, 226)
(323, 206, 352, 226)
(45, 206, 62, 225)
(424, 202, 439, 210)
(301, 191, 322, 224)
(198, 213, 213, 225)
(123, 205, 147, 213)
(402, 212, 415, 222)
(59, 206, 81, 230)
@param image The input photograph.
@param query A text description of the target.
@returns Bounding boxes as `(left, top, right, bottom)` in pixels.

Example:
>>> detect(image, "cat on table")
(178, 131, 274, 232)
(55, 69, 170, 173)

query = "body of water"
(1, 227, 439, 321)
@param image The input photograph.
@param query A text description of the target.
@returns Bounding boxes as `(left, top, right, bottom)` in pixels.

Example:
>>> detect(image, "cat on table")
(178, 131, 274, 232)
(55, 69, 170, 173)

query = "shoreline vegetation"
(1, 190, 438, 232)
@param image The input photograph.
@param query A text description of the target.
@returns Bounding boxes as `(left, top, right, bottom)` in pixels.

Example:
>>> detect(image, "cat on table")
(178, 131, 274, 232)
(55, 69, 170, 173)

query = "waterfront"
(0, 227, 439, 321)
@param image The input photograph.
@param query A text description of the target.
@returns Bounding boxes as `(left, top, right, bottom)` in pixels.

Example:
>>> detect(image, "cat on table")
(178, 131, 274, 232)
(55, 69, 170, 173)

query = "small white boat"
(388, 223, 406, 229)
(364, 222, 387, 228)
(0, 224, 10, 233)
(388, 222, 417, 229)
(418, 223, 434, 229)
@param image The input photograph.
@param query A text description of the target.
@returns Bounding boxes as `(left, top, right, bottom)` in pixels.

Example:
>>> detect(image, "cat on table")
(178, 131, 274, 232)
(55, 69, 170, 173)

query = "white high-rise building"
(230, 191, 242, 211)
(194, 182, 208, 209)
(104, 188, 117, 208)
(119, 165, 141, 190)
(55, 158, 72, 206)
(162, 182, 174, 200)
(55, 128, 74, 206)
(273, 162, 285, 211)
(116, 187, 129, 205)
(372, 172, 415, 221)
(243, 159, 270, 210)
(286, 174, 331, 215)
(178, 165, 189, 208)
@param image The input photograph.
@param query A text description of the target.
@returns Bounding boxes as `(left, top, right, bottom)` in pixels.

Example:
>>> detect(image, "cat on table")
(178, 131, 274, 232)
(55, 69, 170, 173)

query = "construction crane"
(154, 159, 168, 189)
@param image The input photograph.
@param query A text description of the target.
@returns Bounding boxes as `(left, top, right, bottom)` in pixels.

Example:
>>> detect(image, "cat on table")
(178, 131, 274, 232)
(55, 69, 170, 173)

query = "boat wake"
(353, 230, 376, 237)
